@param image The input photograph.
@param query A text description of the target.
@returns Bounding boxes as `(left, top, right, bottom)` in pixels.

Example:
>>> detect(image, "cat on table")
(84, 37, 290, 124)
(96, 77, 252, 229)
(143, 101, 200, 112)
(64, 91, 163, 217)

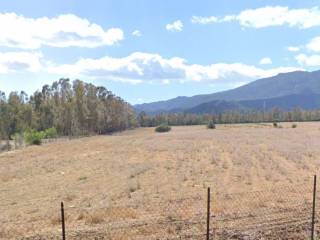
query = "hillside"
(185, 93, 320, 114)
(135, 70, 320, 114)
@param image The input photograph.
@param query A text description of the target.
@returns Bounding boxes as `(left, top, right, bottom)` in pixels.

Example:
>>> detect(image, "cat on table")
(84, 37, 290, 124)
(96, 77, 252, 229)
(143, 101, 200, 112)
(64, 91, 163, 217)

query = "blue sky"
(0, 0, 320, 104)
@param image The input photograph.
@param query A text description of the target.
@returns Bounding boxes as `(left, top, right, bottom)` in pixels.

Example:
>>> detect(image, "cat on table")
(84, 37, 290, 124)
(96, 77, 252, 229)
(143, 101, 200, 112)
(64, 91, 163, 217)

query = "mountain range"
(134, 70, 320, 114)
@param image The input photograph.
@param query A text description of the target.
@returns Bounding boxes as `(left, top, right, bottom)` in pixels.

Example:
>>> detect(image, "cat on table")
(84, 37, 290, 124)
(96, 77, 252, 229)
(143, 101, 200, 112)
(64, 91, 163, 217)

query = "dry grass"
(0, 122, 320, 239)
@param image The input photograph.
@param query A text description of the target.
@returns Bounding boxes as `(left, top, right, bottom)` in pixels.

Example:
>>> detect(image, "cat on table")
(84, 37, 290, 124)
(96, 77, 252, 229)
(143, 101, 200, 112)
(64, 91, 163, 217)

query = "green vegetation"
(23, 127, 58, 145)
(207, 120, 216, 129)
(24, 129, 45, 145)
(137, 108, 320, 127)
(155, 124, 171, 133)
(0, 79, 136, 147)
(78, 176, 87, 181)
(273, 122, 284, 128)
(292, 123, 297, 128)
(44, 127, 58, 139)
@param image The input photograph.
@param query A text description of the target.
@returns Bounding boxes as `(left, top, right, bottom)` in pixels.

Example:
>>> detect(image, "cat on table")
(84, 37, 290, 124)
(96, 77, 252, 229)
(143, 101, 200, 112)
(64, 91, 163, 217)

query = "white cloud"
(48, 52, 186, 84)
(222, 15, 237, 22)
(0, 51, 42, 73)
(296, 53, 320, 66)
(0, 13, 124, 49)
(166, 20, 183, 32)
(162, 79, 170, 84)
(132, 30, 141, 37)
(136, 98, 144, 103)
(194, 6, 320, 29)
(294, 36, 320, 66)
(233, 6, 320, 29)
(259, 57, 272, 65)
(287, 46, 300, 52)
(191, 16, 218, 24)
(48, 52, 302, 86)
(306, 36, 320, 52)
(184, 63, 299, 85)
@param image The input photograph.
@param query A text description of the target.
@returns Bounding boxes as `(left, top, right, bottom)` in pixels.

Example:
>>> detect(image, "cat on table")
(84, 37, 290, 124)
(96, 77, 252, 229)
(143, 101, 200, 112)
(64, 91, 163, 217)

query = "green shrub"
(207, 120, 216, 129)
(292, 123, 297, 128)
(155, 124, 171, 133)
(24, 129, 45, 145)
(44, 127, 58, 139)
(273, 122, 278, 128)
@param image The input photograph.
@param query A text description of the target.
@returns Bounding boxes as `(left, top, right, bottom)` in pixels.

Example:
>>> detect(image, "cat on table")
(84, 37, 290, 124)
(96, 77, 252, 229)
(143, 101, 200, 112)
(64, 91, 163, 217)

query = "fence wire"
(212, 183, 315, 240)
(0, 181, 319, 239)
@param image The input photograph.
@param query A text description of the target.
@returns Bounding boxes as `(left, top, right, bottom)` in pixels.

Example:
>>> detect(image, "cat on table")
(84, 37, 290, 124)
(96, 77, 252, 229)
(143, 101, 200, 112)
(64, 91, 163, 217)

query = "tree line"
(137, 108, 320, 127)
(1, 78, 320, 144)
(0, 78, 136, 142)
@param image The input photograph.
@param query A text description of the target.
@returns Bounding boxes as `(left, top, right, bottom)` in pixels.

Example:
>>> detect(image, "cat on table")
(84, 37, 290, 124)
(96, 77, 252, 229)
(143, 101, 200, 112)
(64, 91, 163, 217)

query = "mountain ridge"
(135, 70, 320, 114)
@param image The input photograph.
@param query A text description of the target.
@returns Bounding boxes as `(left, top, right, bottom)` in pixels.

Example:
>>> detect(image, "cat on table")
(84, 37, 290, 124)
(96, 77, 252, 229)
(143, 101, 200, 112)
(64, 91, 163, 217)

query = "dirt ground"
(1, 122, 320, 239)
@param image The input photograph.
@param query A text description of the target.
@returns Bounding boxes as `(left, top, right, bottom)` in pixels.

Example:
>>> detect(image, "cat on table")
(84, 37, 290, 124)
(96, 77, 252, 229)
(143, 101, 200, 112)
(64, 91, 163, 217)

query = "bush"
(273, 122, 278, 128)
(207, 120, 216, 129)
(44, 127, 58, 139)
(155, 124, 171, 133)
(292, 123, 297, 128)
(24, 129, 45, 145)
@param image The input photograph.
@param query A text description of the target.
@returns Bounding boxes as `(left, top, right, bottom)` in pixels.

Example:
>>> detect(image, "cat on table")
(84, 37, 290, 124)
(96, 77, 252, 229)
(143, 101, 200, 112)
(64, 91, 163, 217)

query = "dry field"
(1, 122, 320, 239)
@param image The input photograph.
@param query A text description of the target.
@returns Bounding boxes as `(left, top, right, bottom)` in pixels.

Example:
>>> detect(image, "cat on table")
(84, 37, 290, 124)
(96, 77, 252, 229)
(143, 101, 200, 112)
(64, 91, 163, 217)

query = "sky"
(0, 0, 320, 104)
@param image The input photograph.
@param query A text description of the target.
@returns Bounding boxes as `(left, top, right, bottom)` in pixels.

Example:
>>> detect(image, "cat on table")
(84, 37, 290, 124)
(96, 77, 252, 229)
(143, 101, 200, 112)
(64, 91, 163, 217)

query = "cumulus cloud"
(306, 36, 320, 52)
(184, 63, 299, 85)
(48, 52, 185, 84)
(166, 20, 183, 32)
(0, 13, 124, 49)
(191, 16, 218, 24)
(193, 6, 320, 29)
(293, 36, 320, 66)
(295, 53, 320, 66)
(230, 6, 320, 29)
(132, 30, 142, 37)
(0, 51, 42, 73)
(287, 46, 300, 52)
(48, 52, 302, 86)
(259, 57, 272, 65)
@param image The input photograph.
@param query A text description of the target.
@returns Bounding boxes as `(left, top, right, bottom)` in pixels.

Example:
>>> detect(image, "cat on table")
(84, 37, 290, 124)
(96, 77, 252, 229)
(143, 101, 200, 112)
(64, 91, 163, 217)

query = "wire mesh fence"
(1, 177, 319, 239)
(212, 182, 315, 239)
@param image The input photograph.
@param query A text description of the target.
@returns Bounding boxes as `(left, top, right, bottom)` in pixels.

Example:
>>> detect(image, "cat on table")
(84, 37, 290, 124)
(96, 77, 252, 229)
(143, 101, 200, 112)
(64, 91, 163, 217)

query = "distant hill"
(135, 70, 320, 114)
(185, 93, 320, 114)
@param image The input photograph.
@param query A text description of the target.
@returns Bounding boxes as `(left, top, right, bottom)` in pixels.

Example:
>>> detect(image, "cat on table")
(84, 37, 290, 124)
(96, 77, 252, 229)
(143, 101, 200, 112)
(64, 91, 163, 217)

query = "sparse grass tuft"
(63, 194, 76, 202)
(84, 211, 105, 225)
(50, 214, 62, 225)
(0, 173, 15, 182)
(78, 176, 87, 181)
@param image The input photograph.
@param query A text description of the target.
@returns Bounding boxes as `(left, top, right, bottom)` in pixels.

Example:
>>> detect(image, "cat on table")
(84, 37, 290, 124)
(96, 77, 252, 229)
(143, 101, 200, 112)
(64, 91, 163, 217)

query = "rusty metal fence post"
(207, 187, 211, 240)
(311, 175, 317, 240)
(61, 202, 66, 240)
